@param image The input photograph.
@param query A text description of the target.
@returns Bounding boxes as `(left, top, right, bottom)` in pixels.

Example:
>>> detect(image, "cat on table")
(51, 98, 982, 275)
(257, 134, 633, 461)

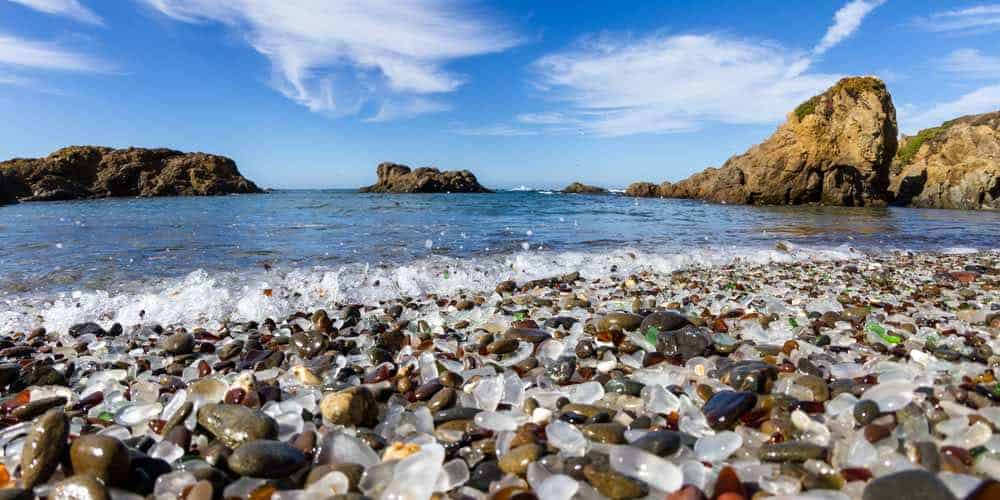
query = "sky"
(1, 1, 999, 189)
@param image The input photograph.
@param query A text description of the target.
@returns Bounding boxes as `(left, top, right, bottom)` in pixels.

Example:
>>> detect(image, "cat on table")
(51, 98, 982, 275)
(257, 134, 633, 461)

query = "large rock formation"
(360, 162, 490, 193)
(629, 77, 898, 206)
(889, 111, 1000, 210)
(0, 146, 261, 204)
(562, 182, 608, 194)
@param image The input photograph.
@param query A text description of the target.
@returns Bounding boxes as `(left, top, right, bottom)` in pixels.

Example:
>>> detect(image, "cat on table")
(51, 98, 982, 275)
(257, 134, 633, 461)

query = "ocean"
(2, 190, 998, 332)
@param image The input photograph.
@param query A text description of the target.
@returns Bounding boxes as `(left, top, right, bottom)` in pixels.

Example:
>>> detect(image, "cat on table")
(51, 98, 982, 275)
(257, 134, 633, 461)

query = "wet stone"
(759, 441, 827, 462)
(503, 328, 551, 343)
(427, 387, 456, 412)
(795, 374, 829, 402)
(718, 361, 778, 393)
(702, 391, 757, 430)
(320, 387, 378, 427)
(862, 469, 957, 500)
(11, 396, 66, 421)
(580, 422, 626, 444)
(599, 312, 643, 332)
(656, 325, 712, 361)
(583, 463, 648, 499)
(854, 400, 880, 426)
(227, 440, 308, 479)
(20, 408, 69, 488)
(604, 377, 643, 396)
(291, 331, 328, 358)
(498, 443, 542, 476)
(640, 310, 691, 333)
(196, 403, 278, 449)
(630, 429, 683, 457)
(160, 331, 195, 355)
(69, 434, 131, 486)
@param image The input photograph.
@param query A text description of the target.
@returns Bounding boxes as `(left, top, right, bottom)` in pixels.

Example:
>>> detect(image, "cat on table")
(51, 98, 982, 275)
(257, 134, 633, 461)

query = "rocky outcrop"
(629, 77, 898, 206)
(562, 182, 607, 194)
(624, 182, 663, 198)
(0, 146, 261, 204)
(889, 111, 1000, 210)
(360, 162, 490, 193)
(0, 170, 19, 205)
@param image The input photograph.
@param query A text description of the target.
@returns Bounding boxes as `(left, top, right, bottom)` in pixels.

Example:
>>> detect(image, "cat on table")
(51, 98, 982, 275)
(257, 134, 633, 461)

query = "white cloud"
(531, 33, 840, 136)
(916, 4, 1000, 33)
(0, 71, 33, 86)
(903, 84, 1000, 133)
(941, 48, 1000, 79)
(0, 33, 110, 72)
(141, 0, 520, 120)
(7, 0, 103, 25)
(452, 125, 537, 136)
(516, 112, 575, 125)
(813, 0, 885, 55)
(365, 97, 450, 123)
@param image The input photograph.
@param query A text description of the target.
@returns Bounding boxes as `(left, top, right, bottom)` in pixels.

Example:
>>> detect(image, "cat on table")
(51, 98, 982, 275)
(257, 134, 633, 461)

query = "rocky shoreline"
(0, 251, 998, 499)
(625, 77, 1000, 211)
(0, 146, 261, 205)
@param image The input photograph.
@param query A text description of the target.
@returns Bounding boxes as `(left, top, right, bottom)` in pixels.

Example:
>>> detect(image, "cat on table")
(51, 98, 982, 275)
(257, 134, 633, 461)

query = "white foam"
(0, 243, 860, 334)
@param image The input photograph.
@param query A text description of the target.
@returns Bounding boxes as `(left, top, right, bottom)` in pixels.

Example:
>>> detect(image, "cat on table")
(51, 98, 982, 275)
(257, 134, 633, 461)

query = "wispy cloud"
(0, 33, 110, 72)
(941, 48, 1000, 79)
(915, 4, 1000, 33)
(365, 97, 450, 123)
(7, 0, 103, 25)
(902, 84, 1000, 133)
(530, 33, 840, 136)
(141, 0, 521, 120)
(452, 125, 537, 136)
(813, 0, 885, 55)
(519, 0, 883, 136)
(516, 112, 576, 125)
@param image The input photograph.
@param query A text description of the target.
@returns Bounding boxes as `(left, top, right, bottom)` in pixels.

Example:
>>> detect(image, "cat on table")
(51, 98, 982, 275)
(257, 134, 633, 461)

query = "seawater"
(1, 190, 998, 332)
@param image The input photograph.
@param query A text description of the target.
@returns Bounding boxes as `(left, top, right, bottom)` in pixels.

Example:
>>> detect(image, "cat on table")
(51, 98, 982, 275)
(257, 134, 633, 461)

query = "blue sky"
(1, 1, 998, 189)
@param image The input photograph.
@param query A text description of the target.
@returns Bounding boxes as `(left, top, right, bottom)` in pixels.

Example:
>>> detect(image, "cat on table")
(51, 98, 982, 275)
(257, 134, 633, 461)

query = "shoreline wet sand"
(0, 250, 998, 499)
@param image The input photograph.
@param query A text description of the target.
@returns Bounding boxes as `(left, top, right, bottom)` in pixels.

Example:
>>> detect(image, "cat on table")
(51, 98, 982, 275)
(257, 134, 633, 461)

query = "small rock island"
(359, 162, 491, 193)
(562, 182, 608, 194)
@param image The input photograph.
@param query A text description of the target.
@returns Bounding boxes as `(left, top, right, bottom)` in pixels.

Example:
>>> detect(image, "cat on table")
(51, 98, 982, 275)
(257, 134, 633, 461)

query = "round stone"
(69, 434, 130, 486)
(227, 440, 308, 478)
(196, 404, 278, 449)
(320, 387, 378, 427)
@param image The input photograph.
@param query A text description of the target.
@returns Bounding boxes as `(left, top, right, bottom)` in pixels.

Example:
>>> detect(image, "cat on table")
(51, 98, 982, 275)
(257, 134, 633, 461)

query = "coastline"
(0, 248, 997, 497)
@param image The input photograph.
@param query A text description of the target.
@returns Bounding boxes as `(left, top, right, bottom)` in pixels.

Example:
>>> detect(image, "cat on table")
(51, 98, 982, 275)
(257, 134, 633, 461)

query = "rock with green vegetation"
(0, 146, 261, 204)
(890, 111, 1000, 209)
(626, 76, 898, 206)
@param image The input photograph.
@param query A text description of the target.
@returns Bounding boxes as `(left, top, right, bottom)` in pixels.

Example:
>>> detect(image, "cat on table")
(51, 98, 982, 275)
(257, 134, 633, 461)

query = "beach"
(1, 243, 998, 499)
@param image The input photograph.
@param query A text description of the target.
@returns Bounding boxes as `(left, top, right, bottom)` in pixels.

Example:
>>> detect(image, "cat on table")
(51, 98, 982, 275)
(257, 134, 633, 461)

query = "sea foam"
(0, 243, 859, 334)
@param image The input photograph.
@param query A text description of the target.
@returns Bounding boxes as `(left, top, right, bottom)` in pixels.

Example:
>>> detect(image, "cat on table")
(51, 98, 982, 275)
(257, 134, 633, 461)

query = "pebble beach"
(1, 249, 999, 499)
